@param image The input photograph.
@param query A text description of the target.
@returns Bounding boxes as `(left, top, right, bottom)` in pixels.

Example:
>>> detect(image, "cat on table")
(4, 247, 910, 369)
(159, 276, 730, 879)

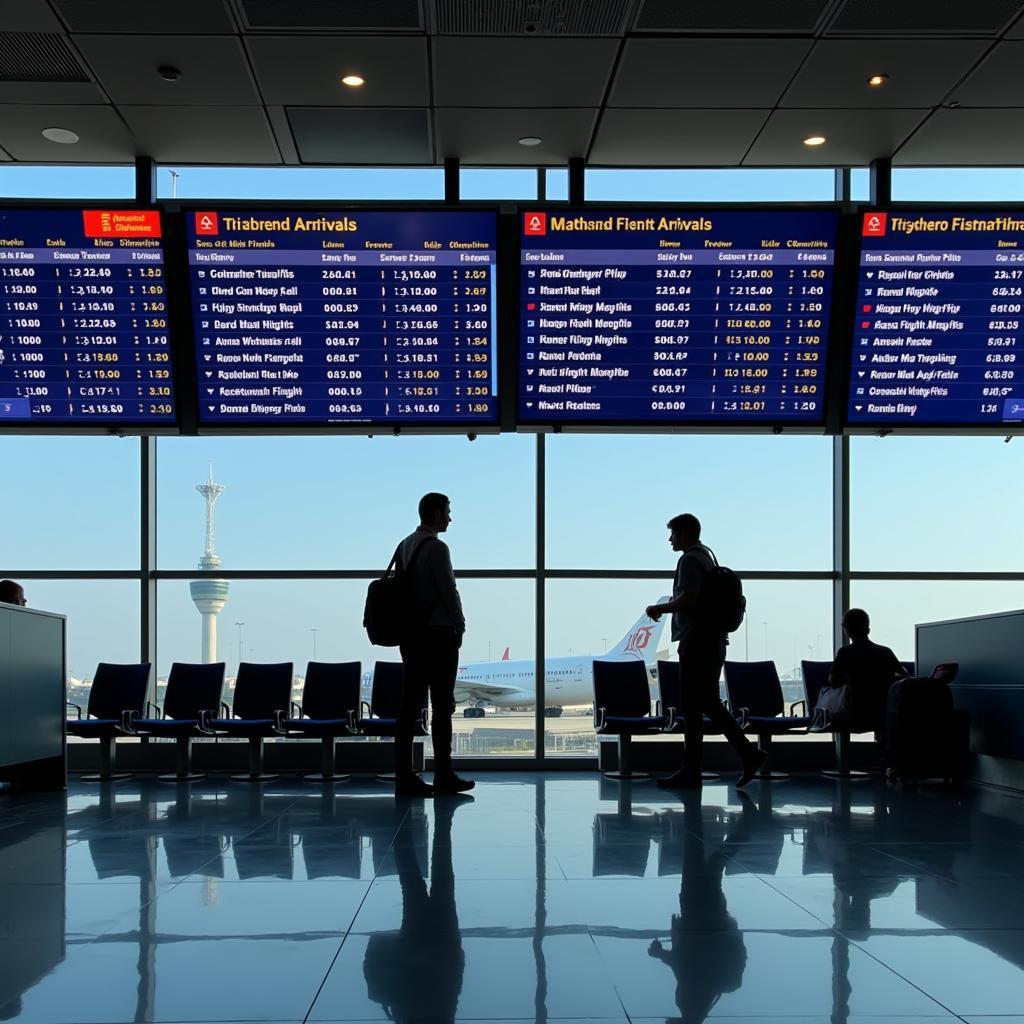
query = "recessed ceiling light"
(803, 135, 827, 147)
(867, 73, 888, 87)
(341, 74, 365, 88)
(518, 136, 543, 146)
(157, 65, 182, 82)
(41, 127, 79, 144)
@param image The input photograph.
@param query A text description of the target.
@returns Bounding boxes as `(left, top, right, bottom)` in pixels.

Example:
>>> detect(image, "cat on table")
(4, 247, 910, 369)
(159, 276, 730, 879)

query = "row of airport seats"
(66, 660, 425, 784)
(592, 657, 921, 782)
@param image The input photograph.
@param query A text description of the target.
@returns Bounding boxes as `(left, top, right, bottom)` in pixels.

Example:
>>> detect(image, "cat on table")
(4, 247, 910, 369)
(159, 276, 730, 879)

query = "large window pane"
(0, 437, 140, 569)
(850, 436, 1024, 571)
(584, 169, 836, 202)
(460, 168, 537, 200)
(0, 165, 134, 198)
(892, 168, 1024, 202)
(156, 434, 535, 569)
(849, 580, 1024, 662)
(546, 435, 832, 569)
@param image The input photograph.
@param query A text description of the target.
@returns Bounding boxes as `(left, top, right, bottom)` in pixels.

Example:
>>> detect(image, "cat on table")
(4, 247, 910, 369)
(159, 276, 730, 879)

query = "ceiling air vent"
(434, 0, 633, 35)
(0, 32, 89, 82)
(828, 0, 1024, 36)
(634, 0, 831, 33)
(240, 0, 423, 30)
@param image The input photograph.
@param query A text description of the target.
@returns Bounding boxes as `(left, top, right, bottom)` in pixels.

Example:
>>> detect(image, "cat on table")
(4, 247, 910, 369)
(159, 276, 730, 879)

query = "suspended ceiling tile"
(238, 0, 423, 31)
(634, 0, 830, 33)
(949, 42, 1024, 106)
(0, 143, 12, 160)
(435, 107, 597, 164)
(827, 0, 1024, 36)
(264, 105, 300, 164)
(591, 108, 767, 166)
(0, 0, 65, 31)
(50, 0, 238, 33)
(781, 39, 991, 108)
(246, 36, 429, 106)
(609, 38, 811, 108)
(0, 80, 104, 104)
(75, 35, 260, 105)
(744, 108, 929, 165)
(435, 0, 631, 35)
(433, 38, 619, 107)
(895, 108, 1024, 164)
(287, 107, 432, 164)
(119, 105, 281, 163)
(0, 102, 136, 161)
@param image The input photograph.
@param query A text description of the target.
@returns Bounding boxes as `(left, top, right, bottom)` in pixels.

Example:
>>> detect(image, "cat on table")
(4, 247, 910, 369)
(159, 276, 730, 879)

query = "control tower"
(190, 463, 230, 663)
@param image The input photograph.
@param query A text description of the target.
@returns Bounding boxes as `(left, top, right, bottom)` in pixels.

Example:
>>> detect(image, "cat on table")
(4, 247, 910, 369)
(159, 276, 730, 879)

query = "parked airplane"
(455, 598, 670, 717)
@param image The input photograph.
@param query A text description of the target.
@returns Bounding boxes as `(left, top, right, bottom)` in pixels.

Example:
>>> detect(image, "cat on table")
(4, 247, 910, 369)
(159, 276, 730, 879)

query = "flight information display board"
(185, 210, 498, 426)
(0, 208, 175, 425)
(849, 210, 1024, 426)
(518, 209, 838, 424)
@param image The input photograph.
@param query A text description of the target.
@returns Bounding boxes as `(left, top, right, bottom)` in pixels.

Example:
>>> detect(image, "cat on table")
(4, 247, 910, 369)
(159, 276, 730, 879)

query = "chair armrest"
(360, 701, 372, 720)
(736, 706, 750, 729)
(145, 701, 163, 719)
(290, 700, 303, 719)
(654, 698, 662, 717)
(594, 706, 607, 732)
(221, 700, 231, 718)
(121, 709, 139, 734)
(273, 710, 286, 734)
(418, 706, 429, 732)
(66, 701, 82, 719)
(197, 709, 217, 735)
(789, 699, 806, 717)
(665, 706, 678, 732)
(347, 710, 358, 732)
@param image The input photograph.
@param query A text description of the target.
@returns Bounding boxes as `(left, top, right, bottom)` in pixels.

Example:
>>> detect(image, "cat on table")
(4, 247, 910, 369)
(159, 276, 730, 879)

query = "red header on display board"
(82, 209, 162, 238)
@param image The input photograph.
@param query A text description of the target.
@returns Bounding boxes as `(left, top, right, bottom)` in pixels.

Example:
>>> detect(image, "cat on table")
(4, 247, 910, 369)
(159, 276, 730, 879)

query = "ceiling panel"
(949, 42, 1024, 106)
(119, 105, 280, 163)
(75, 35, 259, 105)
(591, 108, 768, 165)
(0, 143, 12, 160)
(433, 38, 618, 107)
(0, 103, 136, 161)
(434, 0, 632, 35)
(0, 0, 65, 32)
(827, 0, 1024, 35)
(435, 107, 597, 164)
(0, 80, 104, 104)
(635, 0, 829, 33)
(896, 108, 1024, 164)
(610, 38, 811, 108)
(744, 108, 929, 165)
(287, 107, 432, 163)
(239, 0, 423, 30)
(50, 0, 237, 33)
(246, 36, 429, 106)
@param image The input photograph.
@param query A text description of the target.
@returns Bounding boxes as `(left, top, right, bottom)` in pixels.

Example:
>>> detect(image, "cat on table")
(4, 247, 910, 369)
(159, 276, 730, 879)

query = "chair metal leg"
(602, 734, 650, 781)
(822, 732, 870, 780)
(157, 736, 205, 783)
(81, 736, 132, 783)
(230, 736, 280, 782)
(754, 733, 790, 781)
(303, 737, 351, 784)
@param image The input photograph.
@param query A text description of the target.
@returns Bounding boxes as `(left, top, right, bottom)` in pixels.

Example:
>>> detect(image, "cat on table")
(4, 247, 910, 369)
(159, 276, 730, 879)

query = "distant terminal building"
(190, 463, 229, 663)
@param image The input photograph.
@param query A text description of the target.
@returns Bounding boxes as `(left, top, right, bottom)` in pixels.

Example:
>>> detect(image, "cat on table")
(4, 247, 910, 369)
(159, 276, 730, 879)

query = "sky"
(2, 164, 1023, 683)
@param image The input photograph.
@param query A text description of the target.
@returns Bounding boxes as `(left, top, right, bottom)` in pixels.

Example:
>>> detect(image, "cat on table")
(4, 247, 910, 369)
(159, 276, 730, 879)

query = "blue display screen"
(185, 210, 498, 425)
(518, 209, 838, 424)
(0, 208, 175, 425)
(849, 210, 1024, 426)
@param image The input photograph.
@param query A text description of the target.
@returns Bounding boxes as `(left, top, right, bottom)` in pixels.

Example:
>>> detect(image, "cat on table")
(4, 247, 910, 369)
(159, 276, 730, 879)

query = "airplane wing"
(454, 679, 525, 702)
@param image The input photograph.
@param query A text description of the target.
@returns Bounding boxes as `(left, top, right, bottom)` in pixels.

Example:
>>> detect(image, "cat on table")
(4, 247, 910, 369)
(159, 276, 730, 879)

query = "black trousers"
(397, 627, 460, 775)
(679, 637, 753, 772)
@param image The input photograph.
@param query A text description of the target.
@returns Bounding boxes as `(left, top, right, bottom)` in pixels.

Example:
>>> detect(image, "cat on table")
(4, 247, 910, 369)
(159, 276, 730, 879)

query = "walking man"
(394, 493, 474, 797)
(646, 513, 766, 788)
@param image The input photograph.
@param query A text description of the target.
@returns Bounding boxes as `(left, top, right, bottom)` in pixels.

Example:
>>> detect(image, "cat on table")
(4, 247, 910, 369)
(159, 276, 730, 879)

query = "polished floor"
(1, 772, 1023, 1023)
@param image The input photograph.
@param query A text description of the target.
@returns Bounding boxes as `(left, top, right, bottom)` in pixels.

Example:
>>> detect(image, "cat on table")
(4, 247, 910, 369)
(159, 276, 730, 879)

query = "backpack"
(363, 537, 435, 647)
(699, 547, 746, 634)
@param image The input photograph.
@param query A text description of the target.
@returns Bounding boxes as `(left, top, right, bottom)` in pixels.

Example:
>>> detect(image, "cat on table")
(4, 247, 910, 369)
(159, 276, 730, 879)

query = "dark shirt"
(830, 637, 905, 727)
(671, 542, 715, 645)
(397, 527, 465, 633)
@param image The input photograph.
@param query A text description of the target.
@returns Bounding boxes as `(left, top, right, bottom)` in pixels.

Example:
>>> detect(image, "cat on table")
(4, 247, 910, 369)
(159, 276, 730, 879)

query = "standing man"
(646, 514, 766, 788)
(0, 580, 26, 606)
(394, 493, 474, 797)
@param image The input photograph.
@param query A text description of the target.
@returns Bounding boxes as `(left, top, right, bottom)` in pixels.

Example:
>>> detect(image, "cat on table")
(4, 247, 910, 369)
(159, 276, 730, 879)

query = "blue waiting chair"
(357, 662, 427, 781)
(206, 662, 293, 782)
(67, 662, 151, 782)
(129, 662, 225, 782)
(723, 660, 812, 781)
(593, 659, 667, 780)
(655, 659, 721, 781)
(285, 661, 361, 783)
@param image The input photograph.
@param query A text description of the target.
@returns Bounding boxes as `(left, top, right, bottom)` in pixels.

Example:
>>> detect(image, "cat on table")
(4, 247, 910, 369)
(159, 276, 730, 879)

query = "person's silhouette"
(363, 797, 471, 1022)
(648, 790, 748, 1023)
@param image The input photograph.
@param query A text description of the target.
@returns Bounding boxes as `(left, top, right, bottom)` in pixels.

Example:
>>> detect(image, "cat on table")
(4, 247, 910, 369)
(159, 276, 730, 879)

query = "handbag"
(810, 683, 853, 731)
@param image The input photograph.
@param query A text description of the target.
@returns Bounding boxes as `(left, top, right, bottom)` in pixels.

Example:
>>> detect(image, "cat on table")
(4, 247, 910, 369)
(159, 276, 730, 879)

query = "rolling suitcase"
(886, 673, 968, 784)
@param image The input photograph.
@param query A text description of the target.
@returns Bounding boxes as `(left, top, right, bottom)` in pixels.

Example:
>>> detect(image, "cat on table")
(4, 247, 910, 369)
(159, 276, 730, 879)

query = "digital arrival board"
(849, 210, 1024, 426)
(518, 209, 838, 425)
(0, 208, 175, 425)
(185, 210, 498, 426)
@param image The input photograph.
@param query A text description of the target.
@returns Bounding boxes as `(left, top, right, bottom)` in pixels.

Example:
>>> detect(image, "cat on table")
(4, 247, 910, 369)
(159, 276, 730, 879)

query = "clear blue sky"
(1, 165, 1023, 679)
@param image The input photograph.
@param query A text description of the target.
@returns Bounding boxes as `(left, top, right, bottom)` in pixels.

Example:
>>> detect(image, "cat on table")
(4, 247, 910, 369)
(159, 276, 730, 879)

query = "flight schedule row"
(0, 209, 175, 424)
(186, 211, 498, 424)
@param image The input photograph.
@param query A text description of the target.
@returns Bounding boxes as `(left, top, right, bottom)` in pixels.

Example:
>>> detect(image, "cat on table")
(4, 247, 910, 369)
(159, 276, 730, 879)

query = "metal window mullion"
(833, 434, 850, 657)
(535, 433, 546, 763)
(141, 436, 157, 703)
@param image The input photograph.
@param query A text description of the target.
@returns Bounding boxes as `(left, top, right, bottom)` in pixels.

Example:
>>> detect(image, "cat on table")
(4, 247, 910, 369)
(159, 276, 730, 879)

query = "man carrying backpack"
(393, 492, 474, 797)
(646, 513, 766, 789)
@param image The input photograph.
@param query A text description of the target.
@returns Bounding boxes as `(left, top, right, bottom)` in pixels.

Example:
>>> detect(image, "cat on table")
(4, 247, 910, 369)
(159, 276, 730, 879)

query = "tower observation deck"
(190, 462, 229, 664)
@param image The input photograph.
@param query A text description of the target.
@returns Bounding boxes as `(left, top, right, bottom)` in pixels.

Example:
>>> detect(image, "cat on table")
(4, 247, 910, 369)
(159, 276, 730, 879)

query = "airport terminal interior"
(3, 0, 1024, 1021)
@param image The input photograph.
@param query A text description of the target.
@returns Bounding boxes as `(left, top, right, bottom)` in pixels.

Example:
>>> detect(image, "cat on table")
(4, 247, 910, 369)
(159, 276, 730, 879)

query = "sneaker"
(657, 770, 703, 789)
(737, 748, 768, 788)
(395, 775, 435, 798)
(432, 772, 475, 794)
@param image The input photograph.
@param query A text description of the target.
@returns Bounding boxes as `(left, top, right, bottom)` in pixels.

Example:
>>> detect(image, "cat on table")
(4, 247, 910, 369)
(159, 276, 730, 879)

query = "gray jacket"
(397, 527, 466, 633)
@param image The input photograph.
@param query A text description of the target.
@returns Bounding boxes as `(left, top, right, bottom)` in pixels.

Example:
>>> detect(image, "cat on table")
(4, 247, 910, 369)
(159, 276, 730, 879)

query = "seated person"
(0, 580, 26, 606)
(830, 608, 907, 740)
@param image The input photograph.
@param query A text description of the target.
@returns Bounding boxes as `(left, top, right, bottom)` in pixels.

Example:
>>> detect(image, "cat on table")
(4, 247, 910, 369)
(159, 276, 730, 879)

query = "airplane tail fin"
(607, 597, 671, 662)
(501, 646, 510, 661)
